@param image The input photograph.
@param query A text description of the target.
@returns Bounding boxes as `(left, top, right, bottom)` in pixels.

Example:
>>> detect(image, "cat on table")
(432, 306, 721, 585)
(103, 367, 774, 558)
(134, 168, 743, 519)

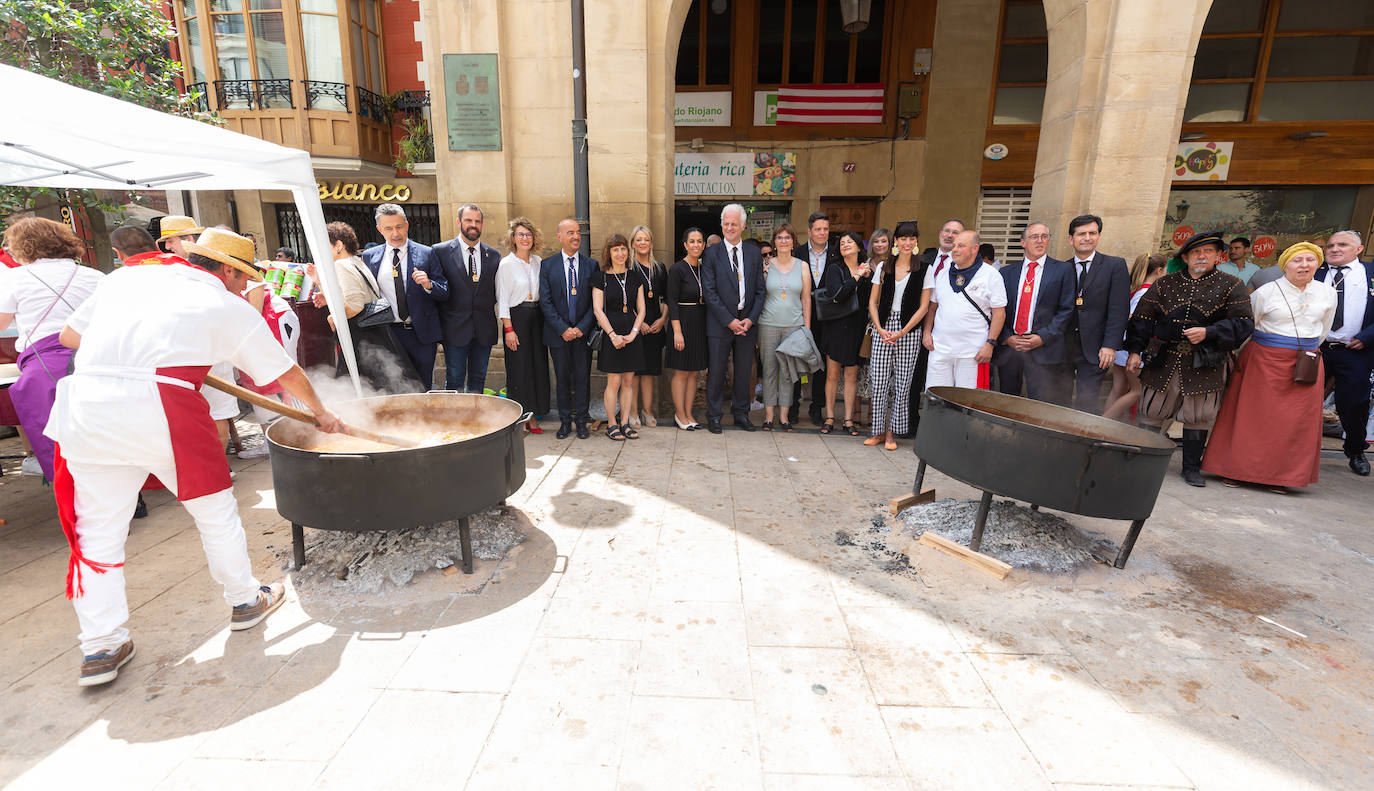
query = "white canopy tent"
(0, 63, 361, 394)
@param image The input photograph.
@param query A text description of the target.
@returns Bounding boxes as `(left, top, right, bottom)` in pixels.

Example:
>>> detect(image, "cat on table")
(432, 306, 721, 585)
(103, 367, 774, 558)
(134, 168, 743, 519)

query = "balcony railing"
(304, 80, 349, 112)
(213, 78, 293, 110)
(357, 86, 388, 121)
(186, 81, 210, 113)
(395, 89, 430, 115)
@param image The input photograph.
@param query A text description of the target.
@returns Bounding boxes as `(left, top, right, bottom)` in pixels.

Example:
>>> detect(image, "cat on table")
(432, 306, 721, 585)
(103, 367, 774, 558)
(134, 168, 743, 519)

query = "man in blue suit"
(361, 203, 447, 389)
(1064, 214, 1131, 413)
(1318, 230, 1374, 475)
(432, 203, 501, 393)
(993, 222, 1075, 404)
(702, 203, 766, 433)
(539, 218, 598, 440)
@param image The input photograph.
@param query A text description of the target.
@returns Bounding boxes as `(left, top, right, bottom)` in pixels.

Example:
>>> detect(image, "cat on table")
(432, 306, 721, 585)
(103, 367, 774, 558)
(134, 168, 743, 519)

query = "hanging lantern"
(839, 0, 872, 33)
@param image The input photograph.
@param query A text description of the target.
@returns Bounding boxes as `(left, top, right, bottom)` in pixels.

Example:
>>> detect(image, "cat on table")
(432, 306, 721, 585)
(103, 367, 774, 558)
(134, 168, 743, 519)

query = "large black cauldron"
(913, 387, 1175, 567)
(266, 392, 530, 573)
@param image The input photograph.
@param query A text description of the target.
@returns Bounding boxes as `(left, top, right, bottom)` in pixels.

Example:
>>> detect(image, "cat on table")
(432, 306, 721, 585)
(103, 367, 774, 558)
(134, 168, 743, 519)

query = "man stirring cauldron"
(46, 228, 343, 687)
(1125, 232, 1254, 487)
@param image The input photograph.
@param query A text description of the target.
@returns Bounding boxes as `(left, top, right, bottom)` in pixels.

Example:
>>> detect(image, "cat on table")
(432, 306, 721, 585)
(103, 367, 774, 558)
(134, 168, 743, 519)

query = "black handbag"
(815, 280, 862, 321)
(586, 327, 604, 352)
(350, 258, 394, 328)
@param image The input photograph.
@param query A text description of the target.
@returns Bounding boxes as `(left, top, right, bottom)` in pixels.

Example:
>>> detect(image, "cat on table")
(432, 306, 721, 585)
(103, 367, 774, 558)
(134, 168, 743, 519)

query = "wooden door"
(819, 197, 880, 240)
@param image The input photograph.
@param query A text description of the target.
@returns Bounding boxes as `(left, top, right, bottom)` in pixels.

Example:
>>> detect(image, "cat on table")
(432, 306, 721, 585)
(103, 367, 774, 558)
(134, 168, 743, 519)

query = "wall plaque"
(444, 54, 502, 151)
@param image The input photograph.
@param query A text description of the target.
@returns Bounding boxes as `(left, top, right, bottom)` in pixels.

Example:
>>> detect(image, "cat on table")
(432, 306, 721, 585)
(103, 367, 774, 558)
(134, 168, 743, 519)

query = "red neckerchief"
(122, 250, 190, 267)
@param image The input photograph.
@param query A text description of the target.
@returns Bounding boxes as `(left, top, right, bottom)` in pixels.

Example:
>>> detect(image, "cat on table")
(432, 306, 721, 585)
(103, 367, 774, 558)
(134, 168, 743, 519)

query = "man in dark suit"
(702, 203, 766, 433)
(361, 203, 447, 389)
(801, 211, 835, 424)
(993, 221, 1075, 403)
(1317, 231, 1374, 475)
(1063, 213, 1130, 413)
(432, 203, 500, 393)
(538, 218, 598, 440)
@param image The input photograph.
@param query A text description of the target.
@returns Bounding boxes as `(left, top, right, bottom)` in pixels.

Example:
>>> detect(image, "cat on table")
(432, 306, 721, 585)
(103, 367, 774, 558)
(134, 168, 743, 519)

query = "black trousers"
(1065, 336, 1107, 413)
(549, 340, 592, 423)
(393, 324, 438, 390)
(1323, 344, 1374, 456)
(904, 344, 930, 435)
(506, 304, 551, 416)
(994, 347, 1066, 404)
(707, 328, 758, 421)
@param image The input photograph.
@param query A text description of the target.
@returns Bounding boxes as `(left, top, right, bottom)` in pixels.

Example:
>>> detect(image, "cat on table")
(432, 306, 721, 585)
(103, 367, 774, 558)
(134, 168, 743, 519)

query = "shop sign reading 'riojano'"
(317, 182, 413, 202)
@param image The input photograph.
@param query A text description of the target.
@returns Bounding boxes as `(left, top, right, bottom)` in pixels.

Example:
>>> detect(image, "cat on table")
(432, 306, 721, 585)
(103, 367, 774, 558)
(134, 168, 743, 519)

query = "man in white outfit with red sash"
(46, 228, 343, 687)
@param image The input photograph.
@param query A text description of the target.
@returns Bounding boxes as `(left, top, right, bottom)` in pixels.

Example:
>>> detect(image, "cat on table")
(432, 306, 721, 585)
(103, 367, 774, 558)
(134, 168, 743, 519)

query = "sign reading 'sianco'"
(317, 182, 412, 202)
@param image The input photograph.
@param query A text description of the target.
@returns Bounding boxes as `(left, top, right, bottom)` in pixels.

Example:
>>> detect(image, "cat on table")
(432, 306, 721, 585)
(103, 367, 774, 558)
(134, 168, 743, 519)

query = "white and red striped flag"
(776, 83, 884, 125)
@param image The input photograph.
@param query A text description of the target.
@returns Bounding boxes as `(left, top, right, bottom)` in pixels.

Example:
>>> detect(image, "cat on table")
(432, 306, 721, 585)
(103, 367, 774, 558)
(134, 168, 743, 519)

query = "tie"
(730, 246, 742, 310)
(1014, 261, 1037, 335)
(467, 246, 477, 280)
(391, 248, 409, 322)
(1077, 259, 1088, 288)
(1332, 267, 1347, 331)
(934, 253, 948, 276)
(566, 255, 578, 318)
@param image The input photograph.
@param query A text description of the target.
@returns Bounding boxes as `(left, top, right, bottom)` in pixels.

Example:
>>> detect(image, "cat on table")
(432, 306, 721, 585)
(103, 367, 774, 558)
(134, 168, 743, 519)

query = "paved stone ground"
(1, 418, 1371, 790)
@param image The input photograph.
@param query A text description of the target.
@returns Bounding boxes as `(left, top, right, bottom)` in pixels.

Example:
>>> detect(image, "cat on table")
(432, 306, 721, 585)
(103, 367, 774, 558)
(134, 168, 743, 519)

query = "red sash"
(54, 365, 232, 598)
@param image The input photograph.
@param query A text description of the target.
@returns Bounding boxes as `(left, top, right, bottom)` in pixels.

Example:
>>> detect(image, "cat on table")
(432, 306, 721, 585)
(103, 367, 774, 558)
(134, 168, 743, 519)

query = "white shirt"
(1008, 255, 1047, 333)
(375, 243, 408, 323)
(1251, 277, 1337, 340)
(872, 264, 913, 319)
(930, 262, 1008, 358)
(1073, 254, 1094, 282)
(922, 249, 953, 290)
(496, 252, 541, 319)
(47, 264, 294, 466)
(0, 258, 104, 351)
(807, 244, 828, 286)
(1324, 261, 1369, 343)
(723, 239, 745, 310)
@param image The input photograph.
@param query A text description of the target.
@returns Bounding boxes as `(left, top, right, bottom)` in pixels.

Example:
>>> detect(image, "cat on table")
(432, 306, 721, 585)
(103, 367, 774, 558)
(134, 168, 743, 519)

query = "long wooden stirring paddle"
(202, 374, 417, 449)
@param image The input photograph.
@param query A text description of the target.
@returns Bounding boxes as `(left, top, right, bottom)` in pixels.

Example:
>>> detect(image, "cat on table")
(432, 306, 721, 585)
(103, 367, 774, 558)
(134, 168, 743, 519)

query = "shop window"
(1276, 0, 1374, 31)
(1201, 0, 1265, 33)
(1191, 38, 1260, 80)
(756, 0, 785, 84)
(1183, 83, 1250, 122)
(1267, 36, 1374, 78)
(675, 0, 731, 87)
(1258, 81, 1374, 121)
(786, 0, 818, 84)
(991, 0, 1047, 126)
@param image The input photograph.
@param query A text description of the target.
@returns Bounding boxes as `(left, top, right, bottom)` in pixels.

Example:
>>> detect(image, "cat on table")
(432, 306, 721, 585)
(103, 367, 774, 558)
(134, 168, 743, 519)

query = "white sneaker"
(237, 443, 271, 460)
(20, 456, 42, 476)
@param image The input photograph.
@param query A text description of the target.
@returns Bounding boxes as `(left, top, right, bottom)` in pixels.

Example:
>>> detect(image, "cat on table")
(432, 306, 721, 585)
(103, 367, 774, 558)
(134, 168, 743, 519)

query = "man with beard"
(433, 204, 500, 392)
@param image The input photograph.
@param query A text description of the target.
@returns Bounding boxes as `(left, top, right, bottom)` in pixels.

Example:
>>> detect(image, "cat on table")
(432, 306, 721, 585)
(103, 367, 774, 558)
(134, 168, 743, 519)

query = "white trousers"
(926, 352, 980, 388)
(68, 460, 261, 655)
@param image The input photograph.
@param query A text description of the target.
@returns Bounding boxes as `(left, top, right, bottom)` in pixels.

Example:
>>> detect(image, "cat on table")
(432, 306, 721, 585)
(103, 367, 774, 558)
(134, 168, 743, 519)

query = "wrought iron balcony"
(395, 89, 431, 115)
(213, 78, 293, 110)
(186, 82, 210, 113)
(304, 80, 349, 112)
(357, 86, 388, 122)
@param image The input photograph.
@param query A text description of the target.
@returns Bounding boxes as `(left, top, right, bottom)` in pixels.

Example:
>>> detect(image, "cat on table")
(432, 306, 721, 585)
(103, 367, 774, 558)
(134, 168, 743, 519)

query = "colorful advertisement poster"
(1174, 142, 1232, 181)
(674, 152, 796, 196)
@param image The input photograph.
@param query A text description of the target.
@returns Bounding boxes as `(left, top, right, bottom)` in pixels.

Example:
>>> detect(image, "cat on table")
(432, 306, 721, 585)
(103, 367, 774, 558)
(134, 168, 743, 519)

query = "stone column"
(1031, 0, 1211, 259)
(917, 0, 1001, 240)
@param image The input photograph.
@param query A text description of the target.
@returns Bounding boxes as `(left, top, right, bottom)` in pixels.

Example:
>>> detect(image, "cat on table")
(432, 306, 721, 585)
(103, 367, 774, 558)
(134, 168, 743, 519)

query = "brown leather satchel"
(1276, 284, 1319, 385)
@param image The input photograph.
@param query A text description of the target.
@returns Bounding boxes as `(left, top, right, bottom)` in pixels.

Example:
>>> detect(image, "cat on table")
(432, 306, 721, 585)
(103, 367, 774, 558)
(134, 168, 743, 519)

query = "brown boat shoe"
(78, 640, 135, 687)
(230, 582, 287, 631)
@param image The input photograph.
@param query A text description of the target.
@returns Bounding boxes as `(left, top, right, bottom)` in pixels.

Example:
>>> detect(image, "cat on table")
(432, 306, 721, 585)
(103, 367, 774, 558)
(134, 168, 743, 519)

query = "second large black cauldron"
(266, 392, 530, 574)
(912, 387, 1175, 568)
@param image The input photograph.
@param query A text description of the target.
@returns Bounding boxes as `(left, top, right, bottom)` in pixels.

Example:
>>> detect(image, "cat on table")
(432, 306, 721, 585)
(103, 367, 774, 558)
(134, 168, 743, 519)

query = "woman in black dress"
(592, 232, 646, 440)
(630, 224, 668, 427)
(817, 230, 873, 436)
(666, 227, 708, 430)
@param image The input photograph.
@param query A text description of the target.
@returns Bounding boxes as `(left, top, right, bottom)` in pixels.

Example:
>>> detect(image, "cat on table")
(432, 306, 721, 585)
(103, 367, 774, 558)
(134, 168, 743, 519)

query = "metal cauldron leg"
(1029, 504, 1040, 512)
(292, 523, 306, 569)
(913, 459, 928, 494)
(969, 490, 993, 552)
(458, 516, 474, 574)
(1114, 519, 1146, 569)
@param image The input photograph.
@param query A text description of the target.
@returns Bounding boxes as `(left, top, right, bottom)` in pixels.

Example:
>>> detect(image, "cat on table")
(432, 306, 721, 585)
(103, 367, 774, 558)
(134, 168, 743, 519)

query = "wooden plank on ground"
(918, 532, 1013, 580)
(890, 488, 936, 514)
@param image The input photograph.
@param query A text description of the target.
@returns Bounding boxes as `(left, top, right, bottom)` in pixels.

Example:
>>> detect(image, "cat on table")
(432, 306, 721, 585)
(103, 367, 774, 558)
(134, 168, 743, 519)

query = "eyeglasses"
(513, 231, 534, 239)
(1024, 234, 1050, 242)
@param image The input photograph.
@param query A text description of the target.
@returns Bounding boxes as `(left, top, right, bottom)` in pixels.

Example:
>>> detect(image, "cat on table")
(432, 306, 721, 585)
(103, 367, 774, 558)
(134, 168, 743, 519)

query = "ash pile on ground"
(895, 498, 1107, 573)
(284, 506, 524, 594)
(835, 515, 920, 580)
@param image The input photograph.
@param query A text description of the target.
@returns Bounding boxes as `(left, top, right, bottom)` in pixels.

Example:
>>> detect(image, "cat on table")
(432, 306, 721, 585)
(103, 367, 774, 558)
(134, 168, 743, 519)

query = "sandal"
(820, 418, 835, 435)
(762, 421, 774, 431)
(607, 424, 626, 441)
(864, 435, 884, 446)
(622, 425, 640, 440)
(780, 421, 793, 432)
(884, 439, 898, 451)
(844, 420, 861, 437)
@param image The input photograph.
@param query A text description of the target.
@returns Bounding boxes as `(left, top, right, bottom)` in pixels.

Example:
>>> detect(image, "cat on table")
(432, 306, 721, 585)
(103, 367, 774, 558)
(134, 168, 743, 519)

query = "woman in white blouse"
(1203, 242, 1337, 491)
(497, 218, 550, 434)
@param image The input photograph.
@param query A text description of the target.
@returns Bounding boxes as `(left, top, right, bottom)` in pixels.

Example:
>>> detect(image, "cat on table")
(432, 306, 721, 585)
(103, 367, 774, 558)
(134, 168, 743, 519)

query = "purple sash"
(10, 332, 74, 482)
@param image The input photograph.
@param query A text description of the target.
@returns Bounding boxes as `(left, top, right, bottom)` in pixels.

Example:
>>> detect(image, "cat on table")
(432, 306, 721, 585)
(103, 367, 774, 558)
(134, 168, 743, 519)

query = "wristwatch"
(984, 338, 997, 346)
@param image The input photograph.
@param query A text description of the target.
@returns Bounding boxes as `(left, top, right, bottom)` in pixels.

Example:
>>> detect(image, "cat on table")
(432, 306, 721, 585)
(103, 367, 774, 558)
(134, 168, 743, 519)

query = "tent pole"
(291, 185, 362, 397)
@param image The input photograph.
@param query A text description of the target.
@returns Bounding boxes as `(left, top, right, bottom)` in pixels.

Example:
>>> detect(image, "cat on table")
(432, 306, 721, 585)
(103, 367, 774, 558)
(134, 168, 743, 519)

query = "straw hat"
(156, 214, 204, 241)
(183, 228, 262, 281)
